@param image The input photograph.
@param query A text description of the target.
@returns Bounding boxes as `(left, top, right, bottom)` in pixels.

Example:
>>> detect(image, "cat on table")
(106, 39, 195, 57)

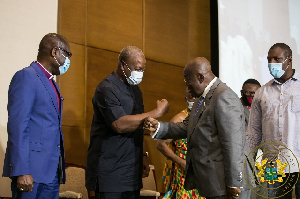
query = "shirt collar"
(202, 77, 217, 98)
(273, 69, 298, 85)
(36, 61, 54, 80)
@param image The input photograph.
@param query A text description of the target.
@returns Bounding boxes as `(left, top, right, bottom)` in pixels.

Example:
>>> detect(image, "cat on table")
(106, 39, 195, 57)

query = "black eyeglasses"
(57, 47, 72, 58)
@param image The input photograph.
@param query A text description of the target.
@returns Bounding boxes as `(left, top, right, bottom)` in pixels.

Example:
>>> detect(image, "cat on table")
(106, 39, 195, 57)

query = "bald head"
(186, 57, 212, 75)
(36, 33, 70, 75)
(37, 33, 69, 59)
(184, 57, 215, 97)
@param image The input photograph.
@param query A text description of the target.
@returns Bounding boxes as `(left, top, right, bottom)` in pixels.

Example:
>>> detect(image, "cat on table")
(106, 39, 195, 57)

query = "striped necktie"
(193, 96, 204, 118)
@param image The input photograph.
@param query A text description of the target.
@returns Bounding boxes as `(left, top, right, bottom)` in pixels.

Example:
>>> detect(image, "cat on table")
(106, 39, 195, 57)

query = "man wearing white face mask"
(86, 46, 169, 199)
(247, 43, 300, 198)
(3, 33, 71, 198)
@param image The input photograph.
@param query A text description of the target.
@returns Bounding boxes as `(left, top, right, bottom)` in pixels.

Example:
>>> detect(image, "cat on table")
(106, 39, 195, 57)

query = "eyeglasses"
(57, 47, 72, 58)
(122, 60, 145, 72)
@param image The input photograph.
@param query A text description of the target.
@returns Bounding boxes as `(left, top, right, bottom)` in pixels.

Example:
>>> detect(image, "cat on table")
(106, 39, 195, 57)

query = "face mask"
(242, 94, 253, 106)
(187, 101, 194, 110)
(55, 54, 70, 75)
(122, 66, 143, 85)
(268, 58, 289, 78)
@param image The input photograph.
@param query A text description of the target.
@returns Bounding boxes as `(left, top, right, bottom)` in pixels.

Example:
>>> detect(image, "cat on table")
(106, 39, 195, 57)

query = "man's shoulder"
(215, 80, 238, 97)
(12, 62, 38, 79)
(97, 73, 116, 88)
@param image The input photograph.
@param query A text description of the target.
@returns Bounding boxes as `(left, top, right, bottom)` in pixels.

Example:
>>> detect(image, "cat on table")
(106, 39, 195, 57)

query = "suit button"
(57, 144, 60, 147)
(207, 160, 210, 163)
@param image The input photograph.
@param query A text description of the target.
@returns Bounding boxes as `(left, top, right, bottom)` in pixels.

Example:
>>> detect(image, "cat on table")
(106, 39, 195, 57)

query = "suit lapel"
(187, 79, 221, 141)
(32, 63, 60, 118)
(52, 79, 63, 117)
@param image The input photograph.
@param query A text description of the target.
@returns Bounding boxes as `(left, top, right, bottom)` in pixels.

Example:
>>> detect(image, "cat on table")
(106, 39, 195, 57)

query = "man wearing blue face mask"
(86, 46, 169, 199)
(247, 43, 300, 198)
(3, 33, 71, 198)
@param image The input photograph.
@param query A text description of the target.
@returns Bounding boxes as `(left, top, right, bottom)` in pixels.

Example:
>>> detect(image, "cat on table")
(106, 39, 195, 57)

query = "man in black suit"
(85, 46, 168, 199)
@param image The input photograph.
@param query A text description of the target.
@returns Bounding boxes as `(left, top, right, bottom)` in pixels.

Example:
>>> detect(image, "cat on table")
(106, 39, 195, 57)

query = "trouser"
(95, 190, 140, 199)
(206, 189, 251, 199)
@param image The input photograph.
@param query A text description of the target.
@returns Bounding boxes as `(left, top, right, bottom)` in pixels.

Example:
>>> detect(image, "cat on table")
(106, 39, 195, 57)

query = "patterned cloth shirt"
(247, 70, 300, 173)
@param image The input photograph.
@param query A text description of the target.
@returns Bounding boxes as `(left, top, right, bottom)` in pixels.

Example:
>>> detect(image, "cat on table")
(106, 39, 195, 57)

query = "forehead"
(243, 83, 260, 91)
(268, 47, 285, 57)
(59, 41, 70, 52)
(128, 54, 146, 65)
(184, 65, 195, 76)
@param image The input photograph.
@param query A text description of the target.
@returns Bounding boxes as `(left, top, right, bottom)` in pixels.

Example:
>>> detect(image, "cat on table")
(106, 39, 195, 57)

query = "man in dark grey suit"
(144, 57, 250, 199)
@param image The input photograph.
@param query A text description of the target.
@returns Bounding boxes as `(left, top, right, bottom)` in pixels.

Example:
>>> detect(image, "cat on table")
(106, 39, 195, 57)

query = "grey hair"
(118, 46, 144, 63)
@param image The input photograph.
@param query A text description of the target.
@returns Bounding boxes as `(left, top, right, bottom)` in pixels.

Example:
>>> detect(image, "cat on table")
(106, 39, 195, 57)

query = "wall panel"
(62, 126, 86, 165)
(85, 47, 120, 128)
(87, 0, 143, 51)
(144, 0, 189, 66)
(143, 60, 187, 122)
(58, 43, 86, 127)
(58, 0, 86, 45)
(188, 0, 211, 61)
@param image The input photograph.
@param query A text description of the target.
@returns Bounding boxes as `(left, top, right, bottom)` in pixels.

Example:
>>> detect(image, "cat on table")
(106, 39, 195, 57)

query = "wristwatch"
(143, 152, 149, 157)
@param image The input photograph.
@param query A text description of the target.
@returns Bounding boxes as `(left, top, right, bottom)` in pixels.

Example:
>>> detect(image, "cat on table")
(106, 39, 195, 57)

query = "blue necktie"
(193, 96, 204, 118)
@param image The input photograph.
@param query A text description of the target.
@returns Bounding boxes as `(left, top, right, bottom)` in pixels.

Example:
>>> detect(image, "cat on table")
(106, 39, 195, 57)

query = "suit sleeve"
(7, 70, 35, 176)
(154, 116, 189, 140)
(215, 89, 245, 187)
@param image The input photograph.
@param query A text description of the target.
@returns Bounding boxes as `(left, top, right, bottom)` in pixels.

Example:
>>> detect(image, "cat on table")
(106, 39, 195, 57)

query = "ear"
(51, 47, 59, 57)
(289, 56, 293, 62)
(196, 73, 204, 83)
(120, 61, 125, 70)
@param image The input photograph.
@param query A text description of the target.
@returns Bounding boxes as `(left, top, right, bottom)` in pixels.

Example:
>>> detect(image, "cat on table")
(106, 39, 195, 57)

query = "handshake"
(143, 116, 159, 132)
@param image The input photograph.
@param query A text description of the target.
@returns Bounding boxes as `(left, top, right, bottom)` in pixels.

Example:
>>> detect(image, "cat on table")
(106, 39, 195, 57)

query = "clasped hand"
(144, 117, 159, 132)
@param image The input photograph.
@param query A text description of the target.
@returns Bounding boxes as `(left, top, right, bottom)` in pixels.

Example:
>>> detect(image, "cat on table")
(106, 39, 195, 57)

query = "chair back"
(140, 165, 160, 199)
(59, 163, 88, 199)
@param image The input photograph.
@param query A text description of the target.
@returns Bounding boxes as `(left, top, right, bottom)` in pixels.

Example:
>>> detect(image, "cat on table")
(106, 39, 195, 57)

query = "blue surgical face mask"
(268, 58, 289, 78)
(122, 66, 143, 85)
(55, 54, 70, 75)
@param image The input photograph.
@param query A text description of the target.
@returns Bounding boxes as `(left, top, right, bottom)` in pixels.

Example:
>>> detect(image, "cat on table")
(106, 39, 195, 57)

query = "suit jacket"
(2, 62, 65, 184)
(155, 79, 249, 197)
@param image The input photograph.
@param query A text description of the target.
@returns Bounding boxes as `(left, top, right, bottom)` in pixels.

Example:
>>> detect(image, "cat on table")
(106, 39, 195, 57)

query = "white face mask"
(122, 64, 143, 85)
(187, 101, 194, 110)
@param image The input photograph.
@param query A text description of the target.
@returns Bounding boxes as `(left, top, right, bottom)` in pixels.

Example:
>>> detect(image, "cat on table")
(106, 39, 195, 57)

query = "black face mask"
(242, 94, 251, 106)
